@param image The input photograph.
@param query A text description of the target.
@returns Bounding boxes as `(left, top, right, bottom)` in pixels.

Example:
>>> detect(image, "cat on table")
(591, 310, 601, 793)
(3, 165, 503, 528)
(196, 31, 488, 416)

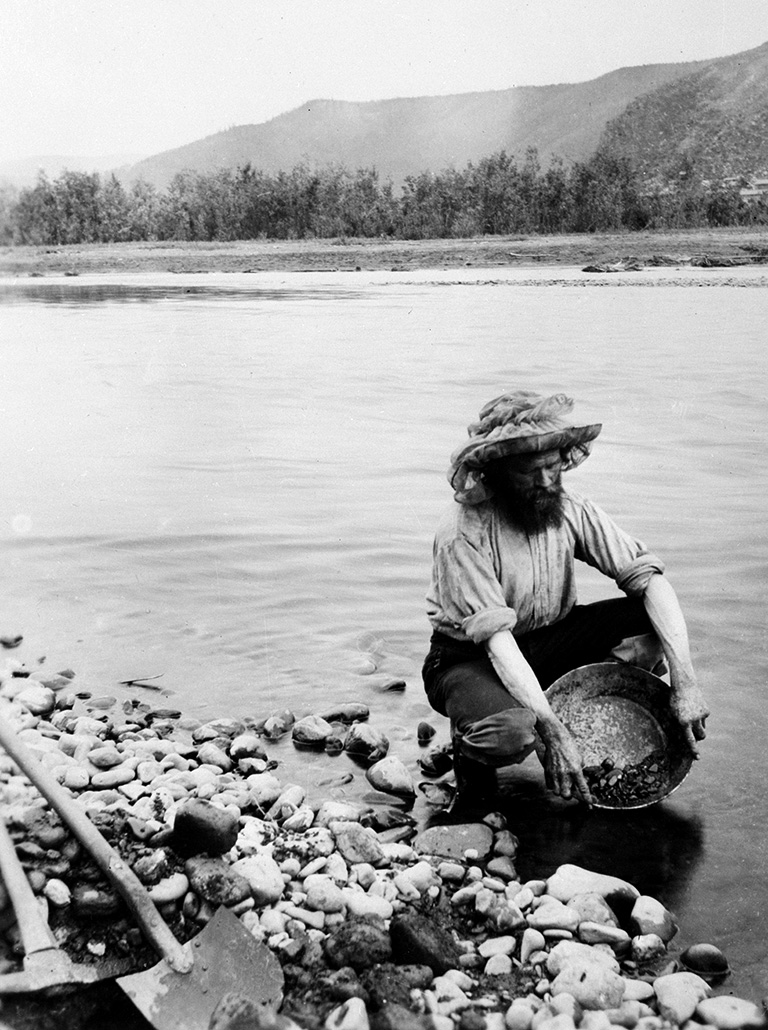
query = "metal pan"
(547, 662, 693, 809)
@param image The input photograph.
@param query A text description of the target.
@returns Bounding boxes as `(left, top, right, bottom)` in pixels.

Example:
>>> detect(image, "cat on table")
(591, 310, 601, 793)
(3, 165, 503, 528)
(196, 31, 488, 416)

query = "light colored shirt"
(427, 489, 664, 644)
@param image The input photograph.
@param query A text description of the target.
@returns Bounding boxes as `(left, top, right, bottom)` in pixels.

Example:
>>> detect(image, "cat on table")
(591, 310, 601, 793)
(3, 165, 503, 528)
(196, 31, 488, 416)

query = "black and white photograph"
(1, 2, 767, 1027)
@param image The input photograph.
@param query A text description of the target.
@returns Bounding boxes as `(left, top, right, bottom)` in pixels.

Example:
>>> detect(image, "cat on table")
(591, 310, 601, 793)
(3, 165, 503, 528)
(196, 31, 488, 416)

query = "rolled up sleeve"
(574, 496, 665, 595)
(616, 553, 665, 595)
(433, 535, 517, 643)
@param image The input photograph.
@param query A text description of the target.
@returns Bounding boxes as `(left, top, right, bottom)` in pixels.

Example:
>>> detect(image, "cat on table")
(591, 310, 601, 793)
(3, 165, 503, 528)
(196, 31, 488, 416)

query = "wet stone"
(413, 823, 493, 862)
(344, 723, 390, 763)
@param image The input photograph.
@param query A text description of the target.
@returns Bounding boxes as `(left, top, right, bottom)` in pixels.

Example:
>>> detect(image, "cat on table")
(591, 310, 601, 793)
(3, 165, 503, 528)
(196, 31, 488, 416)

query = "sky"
(2, 0, 768, 165)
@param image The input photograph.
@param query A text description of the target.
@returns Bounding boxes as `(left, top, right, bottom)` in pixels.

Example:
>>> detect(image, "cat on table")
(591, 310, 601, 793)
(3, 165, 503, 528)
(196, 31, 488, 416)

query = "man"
(423, 390, 709, 806)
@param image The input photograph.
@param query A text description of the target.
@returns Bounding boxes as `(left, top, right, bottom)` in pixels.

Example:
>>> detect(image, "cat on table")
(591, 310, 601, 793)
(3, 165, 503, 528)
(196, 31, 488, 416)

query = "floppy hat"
(448, 391, 602, 504)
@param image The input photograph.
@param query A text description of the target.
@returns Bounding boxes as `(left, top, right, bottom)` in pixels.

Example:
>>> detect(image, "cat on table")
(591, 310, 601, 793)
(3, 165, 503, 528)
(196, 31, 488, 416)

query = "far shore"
(2, 226, 768, 277)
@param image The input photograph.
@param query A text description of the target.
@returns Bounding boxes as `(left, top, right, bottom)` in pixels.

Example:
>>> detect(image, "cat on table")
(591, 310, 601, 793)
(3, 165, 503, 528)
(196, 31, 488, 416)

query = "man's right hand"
(539, 721, 593, 805)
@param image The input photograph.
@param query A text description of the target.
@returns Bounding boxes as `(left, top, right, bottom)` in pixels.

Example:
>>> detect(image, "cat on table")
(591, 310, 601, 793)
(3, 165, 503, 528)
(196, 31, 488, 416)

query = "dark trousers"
(423, 597, 653, 740)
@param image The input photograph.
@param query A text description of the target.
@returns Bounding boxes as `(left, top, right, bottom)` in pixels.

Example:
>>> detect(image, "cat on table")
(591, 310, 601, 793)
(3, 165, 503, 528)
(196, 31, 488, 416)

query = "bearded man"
(422, 391, 709, 806)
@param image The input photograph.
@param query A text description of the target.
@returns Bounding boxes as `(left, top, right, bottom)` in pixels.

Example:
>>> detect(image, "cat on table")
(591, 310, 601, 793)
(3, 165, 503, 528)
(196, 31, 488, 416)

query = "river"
(1, 266, 767, 999)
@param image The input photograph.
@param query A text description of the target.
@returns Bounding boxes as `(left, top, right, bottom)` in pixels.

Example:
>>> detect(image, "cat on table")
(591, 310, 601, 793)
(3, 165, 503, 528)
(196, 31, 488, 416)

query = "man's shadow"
(428, 763, 704, 916)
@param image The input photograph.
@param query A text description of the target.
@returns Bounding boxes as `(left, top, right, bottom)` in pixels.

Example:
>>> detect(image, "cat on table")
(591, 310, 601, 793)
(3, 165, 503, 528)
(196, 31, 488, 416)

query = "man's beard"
(498, 485, 565, 532)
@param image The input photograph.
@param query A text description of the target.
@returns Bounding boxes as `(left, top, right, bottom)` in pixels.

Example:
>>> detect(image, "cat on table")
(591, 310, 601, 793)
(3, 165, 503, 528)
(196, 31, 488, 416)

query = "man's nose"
(535, 467, 556, 487)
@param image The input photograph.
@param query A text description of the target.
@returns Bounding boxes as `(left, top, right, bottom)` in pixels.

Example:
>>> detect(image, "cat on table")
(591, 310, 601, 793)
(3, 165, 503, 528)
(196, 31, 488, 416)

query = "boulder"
(389, 911, 460, 974)
(324, 918, 392, 971)
(366, 756, 415, 798)
(546, 864, 639, 907)
(171, 797, 239, 857)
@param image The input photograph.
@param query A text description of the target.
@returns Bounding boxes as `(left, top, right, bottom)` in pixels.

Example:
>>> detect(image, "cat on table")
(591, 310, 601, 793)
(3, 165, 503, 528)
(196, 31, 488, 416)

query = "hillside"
(600, 41, 768, 180)
(115, 60, 706, 188)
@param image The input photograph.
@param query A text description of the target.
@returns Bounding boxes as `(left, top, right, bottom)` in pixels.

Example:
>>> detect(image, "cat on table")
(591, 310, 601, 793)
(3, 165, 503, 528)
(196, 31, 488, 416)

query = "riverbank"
(2, 227, 768, 277)
(1, 653, 762, 1030)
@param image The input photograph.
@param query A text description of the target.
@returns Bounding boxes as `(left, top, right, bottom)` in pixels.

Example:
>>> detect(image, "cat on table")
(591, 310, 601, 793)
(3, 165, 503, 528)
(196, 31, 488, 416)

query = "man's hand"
(538, 722, 593, 805)
(669, 667, 709, 757)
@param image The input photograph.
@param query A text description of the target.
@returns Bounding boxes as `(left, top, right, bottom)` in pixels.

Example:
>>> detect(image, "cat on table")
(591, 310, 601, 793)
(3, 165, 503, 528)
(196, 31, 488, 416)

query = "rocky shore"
(0, 654, 764, 1030)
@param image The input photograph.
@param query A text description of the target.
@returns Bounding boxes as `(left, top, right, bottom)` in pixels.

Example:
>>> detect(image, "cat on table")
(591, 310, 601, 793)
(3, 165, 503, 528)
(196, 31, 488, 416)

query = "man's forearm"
(641, 573, 695, 679)
(484, 630, 565, 742)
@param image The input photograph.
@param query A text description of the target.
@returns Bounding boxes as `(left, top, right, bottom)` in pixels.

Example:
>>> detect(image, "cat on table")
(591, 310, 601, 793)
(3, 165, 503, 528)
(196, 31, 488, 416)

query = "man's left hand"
(669, 668, 709, 757)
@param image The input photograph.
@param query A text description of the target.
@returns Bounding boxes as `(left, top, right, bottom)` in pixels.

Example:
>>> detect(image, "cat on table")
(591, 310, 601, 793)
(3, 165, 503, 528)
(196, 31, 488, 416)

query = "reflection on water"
(1, 272, 768, 998)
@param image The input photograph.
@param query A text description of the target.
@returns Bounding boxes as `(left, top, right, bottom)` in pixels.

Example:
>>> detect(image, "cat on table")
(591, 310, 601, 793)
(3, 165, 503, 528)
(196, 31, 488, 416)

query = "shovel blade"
(118, 907, 284, 1030)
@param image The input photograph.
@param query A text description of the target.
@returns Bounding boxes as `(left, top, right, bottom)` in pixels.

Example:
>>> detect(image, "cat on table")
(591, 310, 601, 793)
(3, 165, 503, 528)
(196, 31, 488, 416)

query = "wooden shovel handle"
(0, 718, 192, 973)
(0, 814, 57, 956)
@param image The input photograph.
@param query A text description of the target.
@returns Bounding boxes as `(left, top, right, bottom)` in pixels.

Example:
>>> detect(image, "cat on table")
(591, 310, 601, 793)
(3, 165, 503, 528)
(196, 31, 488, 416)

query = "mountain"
(0, 153, 146, 190)
(115, 59, 708, 189)
(598, 41, 768, 180)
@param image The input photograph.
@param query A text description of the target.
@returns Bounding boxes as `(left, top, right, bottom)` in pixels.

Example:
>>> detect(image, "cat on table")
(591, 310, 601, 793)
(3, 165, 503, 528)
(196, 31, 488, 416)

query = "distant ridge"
(0, 153, 146, 189)
(599, 41, 768, 180)
(114, 58, 709, 188)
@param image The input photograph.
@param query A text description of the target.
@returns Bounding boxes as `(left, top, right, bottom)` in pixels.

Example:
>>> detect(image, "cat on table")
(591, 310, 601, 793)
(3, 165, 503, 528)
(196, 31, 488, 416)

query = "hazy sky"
(3, 0, 768, 164)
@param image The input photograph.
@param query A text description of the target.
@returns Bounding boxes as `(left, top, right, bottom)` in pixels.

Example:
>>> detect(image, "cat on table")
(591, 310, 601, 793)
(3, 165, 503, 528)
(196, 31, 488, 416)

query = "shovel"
(0, 717, 284, 1030)
(0, 812, 109, 993)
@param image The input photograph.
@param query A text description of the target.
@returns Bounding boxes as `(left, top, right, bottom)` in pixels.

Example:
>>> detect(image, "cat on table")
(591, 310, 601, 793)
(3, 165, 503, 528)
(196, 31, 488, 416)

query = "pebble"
(696, 996, 766, 1029)
(414, 823, 494, 863)
(43, 879, 71, 906)
(527, 901, 581, 933)
(479, 936, 517, 958)
(546, 864, 639, 906)
(292, 714, 334, 747)
(630, 895, 678, 943)
(343, 723, 389, 763)
(90, 764, 135, 789)
(15, 684, 55, 716)
(88, 746, 125, 769)
(148, 872, 189, 904)
(366, 755, 416, 797)
(185, 856, 252, 907)
(3, 675, 760, 1030)
(330, 821, 385, 867)
(232, 853, 285, 905)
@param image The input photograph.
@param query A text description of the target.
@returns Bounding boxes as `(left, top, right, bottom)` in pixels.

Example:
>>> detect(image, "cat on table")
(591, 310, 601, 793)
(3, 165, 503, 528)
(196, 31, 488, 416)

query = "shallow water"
(1, 269, 767, 997)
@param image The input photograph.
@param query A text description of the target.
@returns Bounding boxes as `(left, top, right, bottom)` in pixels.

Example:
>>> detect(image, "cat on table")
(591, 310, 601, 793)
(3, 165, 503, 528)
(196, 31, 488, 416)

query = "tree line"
(3, 147, 767, 246)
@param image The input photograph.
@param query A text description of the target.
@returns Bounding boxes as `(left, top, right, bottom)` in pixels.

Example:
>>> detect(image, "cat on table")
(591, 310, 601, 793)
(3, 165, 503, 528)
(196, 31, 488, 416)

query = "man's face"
(482, 450, 565, 530)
